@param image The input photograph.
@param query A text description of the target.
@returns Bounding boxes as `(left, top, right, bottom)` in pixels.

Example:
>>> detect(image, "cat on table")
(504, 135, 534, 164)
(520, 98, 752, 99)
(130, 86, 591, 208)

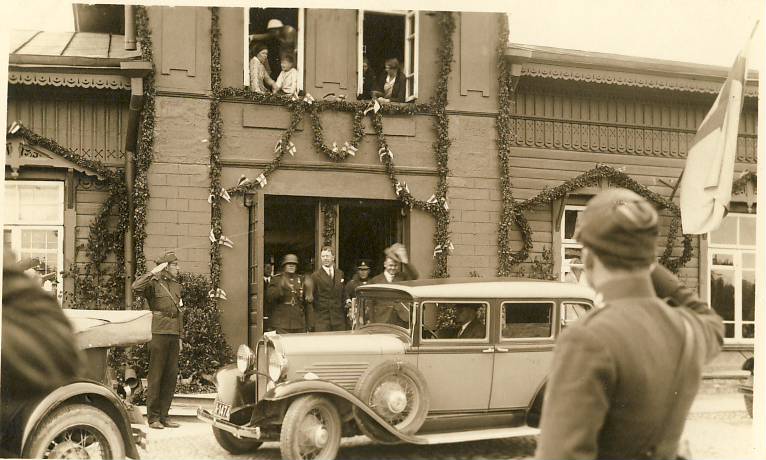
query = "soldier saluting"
(265, 254, 314, 334)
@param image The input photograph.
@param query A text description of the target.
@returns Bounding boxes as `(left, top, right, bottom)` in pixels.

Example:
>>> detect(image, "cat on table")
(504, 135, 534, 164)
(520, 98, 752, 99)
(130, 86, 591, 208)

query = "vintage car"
(197, 278, 596, 459)
(5, 309, 151, 459)
(740, 357, 754, 418)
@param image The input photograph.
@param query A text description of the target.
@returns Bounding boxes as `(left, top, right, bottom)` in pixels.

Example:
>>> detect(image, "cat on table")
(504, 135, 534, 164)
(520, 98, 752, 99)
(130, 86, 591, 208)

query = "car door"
(489, 300, 556, 410)
(416, 300, 493, 412)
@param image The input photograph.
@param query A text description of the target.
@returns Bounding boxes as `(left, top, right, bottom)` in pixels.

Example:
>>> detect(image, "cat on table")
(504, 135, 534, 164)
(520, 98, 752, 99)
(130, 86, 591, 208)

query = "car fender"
(21, 380, 141, 459)
(525, 379, 547, 428)
(263, 379, 427, 445)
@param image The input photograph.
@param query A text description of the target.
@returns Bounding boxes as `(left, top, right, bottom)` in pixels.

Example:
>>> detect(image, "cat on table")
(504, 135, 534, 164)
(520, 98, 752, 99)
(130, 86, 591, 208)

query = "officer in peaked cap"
(343, 260, 372, 321)
(536, 189, 724, 459)
(132, 250, 184, 429)
(265, 254, 314, 333)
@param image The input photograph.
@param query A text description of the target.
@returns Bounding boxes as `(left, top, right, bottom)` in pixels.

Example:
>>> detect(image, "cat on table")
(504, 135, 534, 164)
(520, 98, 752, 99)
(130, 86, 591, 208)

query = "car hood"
(274, 330, 407, 356)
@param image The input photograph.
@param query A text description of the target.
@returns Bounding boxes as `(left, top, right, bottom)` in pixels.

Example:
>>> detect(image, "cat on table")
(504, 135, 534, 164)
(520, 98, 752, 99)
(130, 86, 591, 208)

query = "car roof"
(357, 277, 596, 300)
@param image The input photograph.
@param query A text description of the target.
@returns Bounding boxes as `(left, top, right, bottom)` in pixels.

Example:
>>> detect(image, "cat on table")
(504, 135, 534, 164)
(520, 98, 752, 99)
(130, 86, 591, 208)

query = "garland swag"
(219, 12, 456, 278)
(13, 125, 128, 308)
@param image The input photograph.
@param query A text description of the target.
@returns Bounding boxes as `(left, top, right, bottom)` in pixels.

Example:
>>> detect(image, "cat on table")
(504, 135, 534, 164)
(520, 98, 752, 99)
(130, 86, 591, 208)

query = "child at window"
(273, 54, 299, 96)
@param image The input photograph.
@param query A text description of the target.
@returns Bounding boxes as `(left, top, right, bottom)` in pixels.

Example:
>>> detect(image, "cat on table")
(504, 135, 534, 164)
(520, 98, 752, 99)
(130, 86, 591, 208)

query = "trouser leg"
(159, 336, 180, 421)
(147, 335, 169, 423)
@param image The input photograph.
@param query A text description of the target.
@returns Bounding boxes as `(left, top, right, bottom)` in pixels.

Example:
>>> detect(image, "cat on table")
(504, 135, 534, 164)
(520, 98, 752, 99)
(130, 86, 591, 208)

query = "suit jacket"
(536, 272, 723, 459)
(368, 263, 419, 326)
(310, 267, 346, 330)
(457, 319, 486, 339)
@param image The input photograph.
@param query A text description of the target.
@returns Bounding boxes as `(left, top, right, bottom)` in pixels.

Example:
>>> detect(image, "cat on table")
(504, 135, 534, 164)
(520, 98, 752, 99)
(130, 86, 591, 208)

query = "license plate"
(213, 400, 231, 420)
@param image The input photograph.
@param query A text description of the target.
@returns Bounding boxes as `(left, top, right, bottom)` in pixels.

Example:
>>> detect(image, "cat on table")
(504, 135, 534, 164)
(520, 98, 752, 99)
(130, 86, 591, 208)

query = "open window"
(420, 302, 488, 341)
(500, 301, 554, 340)
(357, 10, 418, 102)
(244, 8, 304, 93)
(560, 205, 586, 284)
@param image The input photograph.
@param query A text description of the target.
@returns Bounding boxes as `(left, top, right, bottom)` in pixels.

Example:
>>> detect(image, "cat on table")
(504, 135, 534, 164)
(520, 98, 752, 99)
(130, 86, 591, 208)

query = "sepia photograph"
(1, 0, 763, 458)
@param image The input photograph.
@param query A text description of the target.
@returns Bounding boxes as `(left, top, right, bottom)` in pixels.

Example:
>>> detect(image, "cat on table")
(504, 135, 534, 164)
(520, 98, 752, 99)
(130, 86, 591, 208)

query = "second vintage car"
(198, 278, 595, 459)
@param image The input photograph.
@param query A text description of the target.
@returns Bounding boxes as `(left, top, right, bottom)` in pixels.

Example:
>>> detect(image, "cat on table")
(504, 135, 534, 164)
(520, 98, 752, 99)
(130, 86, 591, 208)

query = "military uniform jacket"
(536, 273, 723, 460)
(344, 274, 369, 303)
(310, 267, 346, 330)
(132, 271, 184, 335)
(266, 273, 311, 331)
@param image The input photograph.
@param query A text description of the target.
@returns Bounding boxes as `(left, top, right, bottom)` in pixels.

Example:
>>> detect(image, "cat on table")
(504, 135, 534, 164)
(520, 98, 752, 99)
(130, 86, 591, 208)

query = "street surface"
(143, 393, 757, 459)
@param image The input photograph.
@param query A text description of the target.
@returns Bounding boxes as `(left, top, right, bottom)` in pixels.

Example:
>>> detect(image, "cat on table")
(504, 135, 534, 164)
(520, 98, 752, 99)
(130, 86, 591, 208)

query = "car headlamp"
(267, 341, 287, 382)
(236, 344, 256, 373)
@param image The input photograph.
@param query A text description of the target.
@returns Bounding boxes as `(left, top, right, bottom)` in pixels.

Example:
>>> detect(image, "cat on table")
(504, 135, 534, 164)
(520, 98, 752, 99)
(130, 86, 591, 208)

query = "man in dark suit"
(535, 189, 723, 459)
(369, 244, 419, 326)
(310, 246, 346, 332)
(454, 304, 486, 339)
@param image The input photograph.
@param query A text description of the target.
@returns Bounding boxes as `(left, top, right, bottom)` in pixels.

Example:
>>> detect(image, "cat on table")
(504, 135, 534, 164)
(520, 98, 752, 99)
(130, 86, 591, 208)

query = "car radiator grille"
(297, 363, 368, 391)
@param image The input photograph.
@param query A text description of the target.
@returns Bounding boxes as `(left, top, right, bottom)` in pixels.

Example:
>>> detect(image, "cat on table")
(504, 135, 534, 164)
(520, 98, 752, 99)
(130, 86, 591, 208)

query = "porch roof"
(506, 43, 759, 97)
(9, 30, 142, 67)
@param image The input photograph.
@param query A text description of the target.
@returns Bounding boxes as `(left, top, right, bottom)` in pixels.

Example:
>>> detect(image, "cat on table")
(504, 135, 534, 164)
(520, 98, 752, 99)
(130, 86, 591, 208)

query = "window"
(3, 181, 65, 302)
(357, 10, 419, 102)
(560, 205, 587, 283)
(420, 302, 488, 341)
(501, 302, 553, 339)
(560, 302, 592, 329)
(244, 8, 304, 93)
(707, 213, 755, 342)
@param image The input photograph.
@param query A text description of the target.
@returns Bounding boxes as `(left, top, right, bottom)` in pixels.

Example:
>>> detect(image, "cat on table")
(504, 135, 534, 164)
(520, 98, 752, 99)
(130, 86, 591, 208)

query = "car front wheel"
(212, 427, 263, 454)
(280, 395, 342, 460)
(23, 403, 126, 459)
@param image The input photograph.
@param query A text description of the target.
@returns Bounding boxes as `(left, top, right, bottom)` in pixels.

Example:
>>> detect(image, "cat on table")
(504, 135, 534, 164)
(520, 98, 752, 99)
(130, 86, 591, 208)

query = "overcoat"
(536, 267, 723, 459)
(310, 268, 346, 331)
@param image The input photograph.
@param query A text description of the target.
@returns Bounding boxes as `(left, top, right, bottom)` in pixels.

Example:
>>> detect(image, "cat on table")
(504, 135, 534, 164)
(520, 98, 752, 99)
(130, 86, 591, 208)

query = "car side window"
(560, 302, 591, 329)
(420, 302, 488, 341)
(501, 302, 553, 339)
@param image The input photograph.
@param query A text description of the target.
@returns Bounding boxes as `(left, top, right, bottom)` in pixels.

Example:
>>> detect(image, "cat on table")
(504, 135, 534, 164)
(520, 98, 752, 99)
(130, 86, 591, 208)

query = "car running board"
(411, 425, 540, 445)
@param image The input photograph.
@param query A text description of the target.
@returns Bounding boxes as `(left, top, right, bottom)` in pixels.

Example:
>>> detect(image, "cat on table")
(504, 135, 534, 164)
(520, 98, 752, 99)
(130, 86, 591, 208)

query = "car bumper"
(196, 407, 262, 439)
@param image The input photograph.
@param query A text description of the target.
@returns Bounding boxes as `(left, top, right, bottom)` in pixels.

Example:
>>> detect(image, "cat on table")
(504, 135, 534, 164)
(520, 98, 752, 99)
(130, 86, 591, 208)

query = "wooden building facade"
(5, 6, 758, 375)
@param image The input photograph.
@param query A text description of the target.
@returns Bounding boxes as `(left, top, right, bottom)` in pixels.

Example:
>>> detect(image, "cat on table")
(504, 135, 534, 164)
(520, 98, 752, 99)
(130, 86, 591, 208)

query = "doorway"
(338, 199, 403, 280)
(263, 195, 316, 276)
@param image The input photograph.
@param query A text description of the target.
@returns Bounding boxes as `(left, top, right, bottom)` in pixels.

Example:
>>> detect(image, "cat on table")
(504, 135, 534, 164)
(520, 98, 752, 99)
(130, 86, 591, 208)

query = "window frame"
(357, 9, 419, 102)
(706, 213, 756, 344)
(3, 180, 65, 303)
(243, 8, 305, 92)
(418, 300, 490, 343)
(499, 300, 555, 341)
(560, 204, 586, 281)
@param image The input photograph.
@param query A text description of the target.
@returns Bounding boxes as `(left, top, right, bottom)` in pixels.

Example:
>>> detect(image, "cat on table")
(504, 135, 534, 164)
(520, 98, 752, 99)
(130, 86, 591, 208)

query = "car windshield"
(354, 291, 414, 331)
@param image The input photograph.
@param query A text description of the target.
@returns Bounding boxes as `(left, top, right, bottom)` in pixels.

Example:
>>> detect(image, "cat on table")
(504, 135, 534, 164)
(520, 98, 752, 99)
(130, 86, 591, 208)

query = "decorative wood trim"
(8, 71, 131, 90)
(516, 62, 759, 98)
(508, 115, 757, 163)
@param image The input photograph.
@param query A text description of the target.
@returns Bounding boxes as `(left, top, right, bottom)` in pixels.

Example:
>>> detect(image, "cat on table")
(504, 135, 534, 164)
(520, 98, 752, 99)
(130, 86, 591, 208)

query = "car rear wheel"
(353, 360, 429, 444)
(280, 395, 341, 460)
(23, 403, 126, 459)
(212, 427, 263, 454)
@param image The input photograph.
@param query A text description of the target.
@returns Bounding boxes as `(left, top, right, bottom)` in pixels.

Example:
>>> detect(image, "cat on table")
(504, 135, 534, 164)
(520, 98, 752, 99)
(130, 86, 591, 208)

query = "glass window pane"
(710, 270, 735, 321)
(742, 323, 755, 339)
(743, 252, 755, 269)
(3, 229, 13, 254)
(563, 209, 583, 240)
(711, 253, 734, 266)
(4, 184, 18, 223)
(561, 302, 591, 328)
(739, 217, 755, 246)
(742, 270, 755, 321)
(724, 322, 734, 339)
(709, 217, 737, 245)
(502, 302, 552, 338)
(421, 302, 487, 340)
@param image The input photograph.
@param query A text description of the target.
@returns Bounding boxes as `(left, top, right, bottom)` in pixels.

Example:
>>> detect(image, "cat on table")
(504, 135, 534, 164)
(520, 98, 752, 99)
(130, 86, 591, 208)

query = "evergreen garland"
(209, 6, 224, 303)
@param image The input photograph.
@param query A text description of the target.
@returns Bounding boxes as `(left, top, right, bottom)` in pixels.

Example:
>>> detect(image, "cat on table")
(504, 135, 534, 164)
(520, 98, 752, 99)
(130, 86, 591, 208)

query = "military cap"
(155, 251, 178, 265)
(357, 261, 371, 270)
(281, 254, 299, 267)
(574, 188, 658, 266)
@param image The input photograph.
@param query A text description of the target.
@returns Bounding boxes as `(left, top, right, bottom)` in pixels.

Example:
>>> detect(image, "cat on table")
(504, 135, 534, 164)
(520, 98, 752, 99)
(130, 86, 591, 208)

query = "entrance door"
(338, 200, 403, 279)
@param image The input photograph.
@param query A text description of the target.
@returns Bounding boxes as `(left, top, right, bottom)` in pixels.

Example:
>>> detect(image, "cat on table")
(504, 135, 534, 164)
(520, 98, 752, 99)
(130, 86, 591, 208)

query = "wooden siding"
(7, 86, 130, 166)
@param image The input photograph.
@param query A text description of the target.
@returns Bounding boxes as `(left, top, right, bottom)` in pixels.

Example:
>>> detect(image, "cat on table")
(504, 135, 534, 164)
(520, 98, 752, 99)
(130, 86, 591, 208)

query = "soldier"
(310, 246, 346, 332)
(132, 251, 184, 430)
(535, 189, 723, 459)
(265, 254, 314, 333)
